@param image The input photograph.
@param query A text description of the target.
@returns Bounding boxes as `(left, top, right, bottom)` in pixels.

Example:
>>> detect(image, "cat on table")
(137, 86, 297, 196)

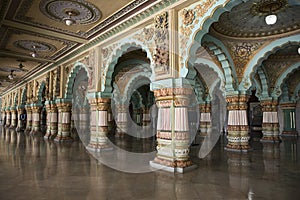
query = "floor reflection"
(0, 127, 299, 200)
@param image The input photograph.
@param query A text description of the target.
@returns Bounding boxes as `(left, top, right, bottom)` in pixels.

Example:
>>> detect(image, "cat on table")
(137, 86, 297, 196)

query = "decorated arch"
(272, 62, 300, 98)
(241, 35, 300, 91)
(65, 62, 90, 100)
(101, 38, 154, 94)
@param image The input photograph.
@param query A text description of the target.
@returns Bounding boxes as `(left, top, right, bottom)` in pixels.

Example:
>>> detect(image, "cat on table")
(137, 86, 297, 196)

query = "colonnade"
(1, 85, 298, 173)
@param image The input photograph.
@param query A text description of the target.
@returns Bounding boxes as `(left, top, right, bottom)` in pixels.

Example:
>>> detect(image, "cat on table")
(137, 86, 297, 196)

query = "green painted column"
(281, 102, 297, 136)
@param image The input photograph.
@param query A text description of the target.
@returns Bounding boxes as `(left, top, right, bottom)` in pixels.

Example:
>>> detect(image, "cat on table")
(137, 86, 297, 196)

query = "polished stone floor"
(0, 127, 299, 200)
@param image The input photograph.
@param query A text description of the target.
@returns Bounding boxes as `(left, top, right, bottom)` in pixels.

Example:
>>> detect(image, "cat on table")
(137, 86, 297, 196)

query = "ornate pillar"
(115, 104, 128, 137)
(280, 102, 298, 136)
(87, 97, 111, 151)
(30, 104, 42, 135)
(107, 108, 113, 133)
(150, 84, 196, 173)
(24, 105, 32, 133)
(54, 99, 72, 142)
(225, 94, 251, 152)
(199, 102, 211, 137)
(44, 101, 58, 139)
(16, 106, 25, 132)
(9, 107, 17, 129)
(1, 109, 6, 126)
(5, 108, 11, 128)
(261, 99, 281, 142)
(142, 107, 151, 127)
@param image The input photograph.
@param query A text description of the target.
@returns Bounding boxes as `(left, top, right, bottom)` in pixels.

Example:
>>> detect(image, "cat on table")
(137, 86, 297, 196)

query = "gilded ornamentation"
(182, 9, 195, 26)
(143, 28, 155, 41)
(226, 41, 264, 82)
(153, 12, 169, 76)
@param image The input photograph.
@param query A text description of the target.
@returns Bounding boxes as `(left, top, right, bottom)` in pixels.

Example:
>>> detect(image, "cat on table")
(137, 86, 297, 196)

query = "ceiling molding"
(0, 49, 55, 63)
(2, 20, 88, 44)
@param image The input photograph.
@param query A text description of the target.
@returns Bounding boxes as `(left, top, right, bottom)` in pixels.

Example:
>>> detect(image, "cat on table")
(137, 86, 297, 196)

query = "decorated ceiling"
(0, 0, 151, 93)
(0, 0, 299, 100)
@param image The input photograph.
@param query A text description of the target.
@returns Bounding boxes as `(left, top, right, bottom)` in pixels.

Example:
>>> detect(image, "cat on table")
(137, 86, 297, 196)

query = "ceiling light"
(265, 14, 277, 25)
(298, 47, 300, 55)
(30, 45, 37, 57)
(8, 70, 14, 80)
(63, 10, 78, 26)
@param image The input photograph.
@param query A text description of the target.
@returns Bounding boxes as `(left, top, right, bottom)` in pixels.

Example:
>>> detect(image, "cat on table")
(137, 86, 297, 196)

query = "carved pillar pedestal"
(54, 100, 73, 142)
(16, 107, 25, 132)
(280, 102, 298, 136)
(44, 101, 58, 140)
(30, 104, 42, 136)
(5, 109, 11, 128)
(150, 85, 196, 173)
(261, 100, 281, 142)
(24, 105, 32, 134)
(199, 103, 211, 137)
(225, 95, 251, 152)
(87, 97, 112, 151)
(9, 108, 17, 129)
(115, 104, 128, 137)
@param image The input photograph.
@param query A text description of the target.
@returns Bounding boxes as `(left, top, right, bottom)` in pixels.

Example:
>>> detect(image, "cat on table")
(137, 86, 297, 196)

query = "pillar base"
(86, 144, 113, 152)
(260, 136, 282, 143)
(15, 127, 24, 132)
(224, 144, 252, 153)
(281, 131, 298, 136)
(149, 159, 197, 173)
(54, 136, 73, 143)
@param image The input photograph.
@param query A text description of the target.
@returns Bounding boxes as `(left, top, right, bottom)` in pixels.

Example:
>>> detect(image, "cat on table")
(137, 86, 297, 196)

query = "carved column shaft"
(54, 101, 72, 142)
(25, 106, 32, 133)
(16, 107, 25, 132)
(225, 95, 251, 152)
(5, 109, 11, 127)
(261, 100, 281, 142)
(10, 108, 17, 128)
(142, 107, 151, 127)
(150, 87, 194, 171)
(87, 97, 111, 151)
(30, 105, 42, 135)
(115, 104, 128, 137)
(280, 102, 297, 136)
(199, 103, 211, 137)
(44, 101, 58, 139)
(1, 110, 6, 126)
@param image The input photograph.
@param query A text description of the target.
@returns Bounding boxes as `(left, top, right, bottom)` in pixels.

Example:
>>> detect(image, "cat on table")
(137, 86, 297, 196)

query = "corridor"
(0, 127, 299, 200)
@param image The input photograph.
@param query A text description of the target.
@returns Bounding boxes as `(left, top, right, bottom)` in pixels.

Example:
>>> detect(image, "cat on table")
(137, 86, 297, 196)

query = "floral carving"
(153, 12, 169, 76)
(226, 41, 264, 82)
(143, 28, 155, 41)
(182, 9, 195, 26)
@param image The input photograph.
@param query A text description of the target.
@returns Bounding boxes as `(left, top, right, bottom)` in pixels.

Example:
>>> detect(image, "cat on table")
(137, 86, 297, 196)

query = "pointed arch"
(257, 66, 269, 99)
(102, 39, 154, 94)
(36, 82, 46, 104)
(241, 35, 300, 91)
(180, 0, 244, 78)
(20, 87, 27, 106)
(272, 62, 300, 98)
(65, 62, 89, 100)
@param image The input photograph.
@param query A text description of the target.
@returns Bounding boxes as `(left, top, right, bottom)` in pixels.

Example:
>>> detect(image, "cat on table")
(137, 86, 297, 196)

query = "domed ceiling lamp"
(251, 0, 287, 26)
(30, 45, 37, 57)
(298, 47, 300, 55)
(8, 70, 15, 80)
(63, 9, 79, 26)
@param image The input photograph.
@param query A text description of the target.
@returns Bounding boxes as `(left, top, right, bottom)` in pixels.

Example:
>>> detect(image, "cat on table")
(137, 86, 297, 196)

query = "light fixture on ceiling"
(265, 3, 277, 25)
(30, 45, 37, 57)
(63, 10, 79, 26)
(8, 70, 15, 80)
(265, 13, 277, 25)
(298, 47, 300, 55)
